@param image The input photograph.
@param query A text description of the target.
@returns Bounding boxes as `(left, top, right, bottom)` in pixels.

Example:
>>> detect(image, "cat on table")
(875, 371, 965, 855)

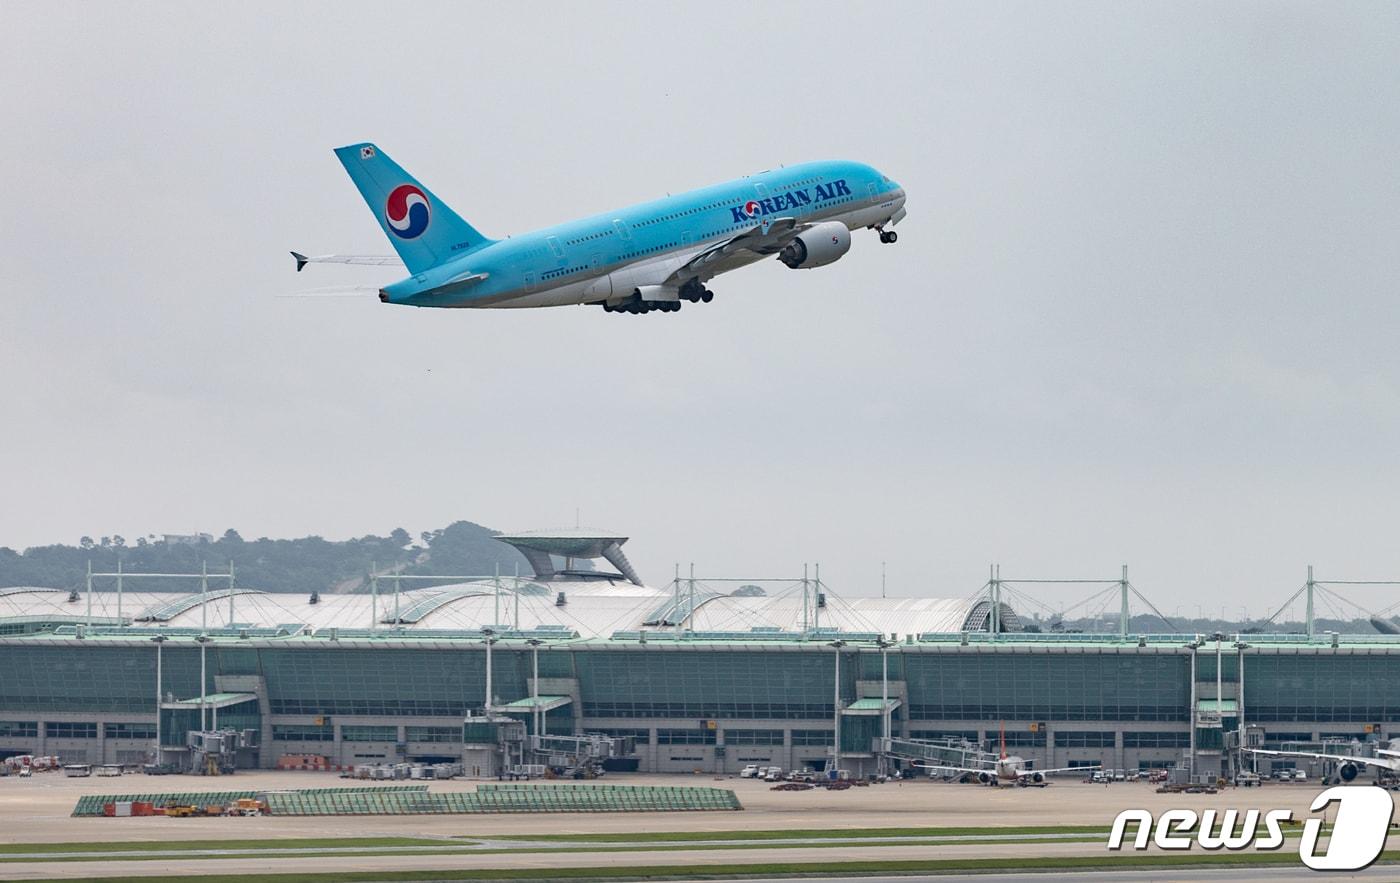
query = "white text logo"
(1107, 786, 1394, 871)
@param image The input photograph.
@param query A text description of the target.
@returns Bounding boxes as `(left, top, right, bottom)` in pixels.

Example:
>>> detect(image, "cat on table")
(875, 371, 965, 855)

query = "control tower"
(495, 529, 643, 586)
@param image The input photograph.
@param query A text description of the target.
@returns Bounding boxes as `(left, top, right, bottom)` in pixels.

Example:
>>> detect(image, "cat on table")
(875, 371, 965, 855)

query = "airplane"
(915, 724, 1100, 786)
(1246, 746, 1400, 783)
(292, 143, 907, 315)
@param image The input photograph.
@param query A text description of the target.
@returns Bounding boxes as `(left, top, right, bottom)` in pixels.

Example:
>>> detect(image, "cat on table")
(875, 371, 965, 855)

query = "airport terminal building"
(0, 531, 1393, 779)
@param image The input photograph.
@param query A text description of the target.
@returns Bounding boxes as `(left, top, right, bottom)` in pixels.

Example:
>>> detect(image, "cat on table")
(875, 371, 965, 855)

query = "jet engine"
(1340, 762, 1360, 782)
(976, 771, 994, 784)
(1030, 771, 1046, 784)
(779, 222, 852, 269)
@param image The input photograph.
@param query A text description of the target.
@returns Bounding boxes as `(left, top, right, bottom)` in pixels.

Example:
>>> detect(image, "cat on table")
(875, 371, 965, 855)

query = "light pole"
(482, 628, 497, 717)
(829, 639, 846, 777)
(151, 635, 167, 766)
(876, 636, 892, 776)
(1213, 631, 1225, 781)
(1236, 640, 1251, 775)
(1187, 638, 1198, 781)
(195, 635, 210, 732)
(526, 638, 543, 737)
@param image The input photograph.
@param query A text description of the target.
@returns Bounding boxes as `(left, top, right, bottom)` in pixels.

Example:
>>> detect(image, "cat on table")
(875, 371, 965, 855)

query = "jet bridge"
(884, 736, 986, 774)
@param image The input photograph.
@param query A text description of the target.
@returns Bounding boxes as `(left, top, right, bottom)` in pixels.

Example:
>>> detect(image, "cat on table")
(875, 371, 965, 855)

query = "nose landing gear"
(878, 229, 898, 244)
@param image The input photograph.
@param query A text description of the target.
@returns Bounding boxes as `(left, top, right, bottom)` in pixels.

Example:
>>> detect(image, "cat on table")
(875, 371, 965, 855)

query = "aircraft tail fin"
(333, 143, 494, 274)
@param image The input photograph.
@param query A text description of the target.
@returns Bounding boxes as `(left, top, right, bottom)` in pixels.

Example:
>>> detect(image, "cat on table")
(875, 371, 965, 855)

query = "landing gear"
(879, 230, 898, 244)
(680, 279, 715, 304)
(600, 292, 688, 315)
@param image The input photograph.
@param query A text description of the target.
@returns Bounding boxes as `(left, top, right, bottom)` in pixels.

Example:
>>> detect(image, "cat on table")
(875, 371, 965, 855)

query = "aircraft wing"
(1024, 764, 1099, 776)
(291, 252, 402, 272)
(912, 763, 991, 776)
(671, 217, 805, 281)
(1246, 748, 1398, 771)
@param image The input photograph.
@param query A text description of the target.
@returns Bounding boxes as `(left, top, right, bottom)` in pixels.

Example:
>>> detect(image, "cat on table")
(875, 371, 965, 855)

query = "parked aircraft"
(916, 724, 1099, 786)
(293, 143, 906, 314)
(1247, 746, 1400, 783)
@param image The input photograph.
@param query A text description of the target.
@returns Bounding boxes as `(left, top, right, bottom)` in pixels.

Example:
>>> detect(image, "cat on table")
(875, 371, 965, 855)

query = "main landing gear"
(599, 282, 714, 315)
(602, 297, 678, 314)
(680, 279, 714, 304)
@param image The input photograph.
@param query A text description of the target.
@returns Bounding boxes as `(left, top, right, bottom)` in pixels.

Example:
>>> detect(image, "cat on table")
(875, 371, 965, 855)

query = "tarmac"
(0, 771, 1390, 879)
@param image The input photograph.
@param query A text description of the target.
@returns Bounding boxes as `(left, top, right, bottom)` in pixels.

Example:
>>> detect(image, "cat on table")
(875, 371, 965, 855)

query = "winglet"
(291, 251, 309, 273)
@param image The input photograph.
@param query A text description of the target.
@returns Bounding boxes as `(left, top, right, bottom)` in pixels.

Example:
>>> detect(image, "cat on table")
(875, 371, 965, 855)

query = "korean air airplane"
(293, 143, 906, 314)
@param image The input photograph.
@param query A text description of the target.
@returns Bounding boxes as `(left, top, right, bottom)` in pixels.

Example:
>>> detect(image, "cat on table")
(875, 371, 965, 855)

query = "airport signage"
(1108, 786, 1393, 870)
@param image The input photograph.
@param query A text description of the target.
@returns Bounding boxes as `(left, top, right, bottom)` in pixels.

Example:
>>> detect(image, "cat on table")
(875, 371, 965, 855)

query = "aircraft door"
(867, 182, 881, 204)
(523, 271, 537, 292)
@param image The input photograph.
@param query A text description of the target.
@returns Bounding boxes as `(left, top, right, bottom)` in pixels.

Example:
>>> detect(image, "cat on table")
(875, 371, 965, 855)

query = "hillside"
(0, 521, 551, 596)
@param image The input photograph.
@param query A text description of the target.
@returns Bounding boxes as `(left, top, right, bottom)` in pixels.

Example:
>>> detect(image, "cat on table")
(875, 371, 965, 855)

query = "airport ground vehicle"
(740, 765, 759, 778)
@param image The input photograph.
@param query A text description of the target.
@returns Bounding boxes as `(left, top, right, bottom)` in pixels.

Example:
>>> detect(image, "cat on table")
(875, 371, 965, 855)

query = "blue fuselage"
(381, 160, 905, 308)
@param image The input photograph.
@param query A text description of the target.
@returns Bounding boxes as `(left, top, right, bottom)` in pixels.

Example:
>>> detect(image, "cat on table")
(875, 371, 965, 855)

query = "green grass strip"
(501, 824, 1110, 842)
(30, 850, 1400, 883)
(0, 838, 448, 855)
(0, 836, 1111, 864)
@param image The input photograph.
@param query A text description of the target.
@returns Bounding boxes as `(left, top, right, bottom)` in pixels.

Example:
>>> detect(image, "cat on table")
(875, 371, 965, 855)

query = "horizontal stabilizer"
(277, 285, 382, 298)
(290, 251, 401, 272)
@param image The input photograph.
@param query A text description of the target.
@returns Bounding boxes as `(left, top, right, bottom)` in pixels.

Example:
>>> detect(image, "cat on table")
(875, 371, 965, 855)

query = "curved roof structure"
(0, 580, 1017, 641)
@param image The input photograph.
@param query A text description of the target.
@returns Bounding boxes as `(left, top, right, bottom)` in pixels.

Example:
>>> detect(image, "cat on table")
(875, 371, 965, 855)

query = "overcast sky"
(3, 2, 1398, 617)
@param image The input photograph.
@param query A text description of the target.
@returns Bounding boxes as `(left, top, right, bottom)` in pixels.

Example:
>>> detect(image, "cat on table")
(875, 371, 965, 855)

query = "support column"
(1120, 565, 1129, 639)
(1306, 565, 1315, 640)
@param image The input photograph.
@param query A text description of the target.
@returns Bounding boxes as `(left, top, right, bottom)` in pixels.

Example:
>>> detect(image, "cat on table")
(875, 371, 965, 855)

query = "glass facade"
(342, 725, 397, 742)
(656, 728, 717, 745)
(906, 653, 1189, 721)
(405, 726, 460, 743)
(262, 647, 525, 716)
(0, 721, 38, 738)
(991, 730, 1046, 748)
(0, 640, 1391, 760)
(0, 645, 203, 713)
(1123, 731, 1189, 748)
(1245, 656, 1400, 722)
(723, 728, 784, 745)
(577, 650, 845, 719)
(272, 723, 333, 742)
(1054, 730, 1115, 747)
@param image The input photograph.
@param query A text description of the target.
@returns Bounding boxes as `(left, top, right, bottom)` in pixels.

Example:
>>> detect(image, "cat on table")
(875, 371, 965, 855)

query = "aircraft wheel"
(701, 289, 714, 303)
(880, 230, 898, 244)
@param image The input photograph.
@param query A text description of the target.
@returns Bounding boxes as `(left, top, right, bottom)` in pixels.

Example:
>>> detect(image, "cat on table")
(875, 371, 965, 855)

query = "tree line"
(0, 520, 538, 596)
